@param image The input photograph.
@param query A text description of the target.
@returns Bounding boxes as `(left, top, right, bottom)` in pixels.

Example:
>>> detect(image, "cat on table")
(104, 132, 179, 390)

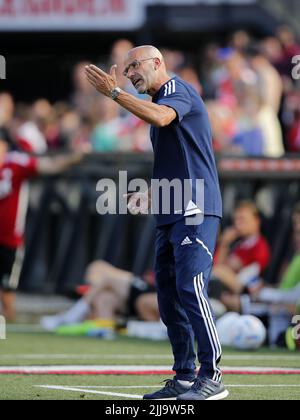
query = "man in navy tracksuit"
(85, 45, 228, 401)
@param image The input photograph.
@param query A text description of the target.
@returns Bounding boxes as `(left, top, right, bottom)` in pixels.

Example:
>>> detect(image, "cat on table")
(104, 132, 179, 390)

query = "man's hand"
(85, 64, 118, 97)
(124, 191, 151, 215)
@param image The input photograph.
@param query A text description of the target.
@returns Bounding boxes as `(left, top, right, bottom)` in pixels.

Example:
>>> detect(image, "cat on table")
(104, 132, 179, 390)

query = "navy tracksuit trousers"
(155, 216, 222, 382)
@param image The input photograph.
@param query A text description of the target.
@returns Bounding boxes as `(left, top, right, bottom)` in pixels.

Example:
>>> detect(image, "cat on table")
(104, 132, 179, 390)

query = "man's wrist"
(110, 87, 122, 100)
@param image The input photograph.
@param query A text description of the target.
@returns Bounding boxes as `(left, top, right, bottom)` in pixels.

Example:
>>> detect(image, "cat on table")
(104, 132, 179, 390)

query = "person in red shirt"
(287, 108, 300, 153)
(0, 127, 84, 321)
(213, 201, 271, 297)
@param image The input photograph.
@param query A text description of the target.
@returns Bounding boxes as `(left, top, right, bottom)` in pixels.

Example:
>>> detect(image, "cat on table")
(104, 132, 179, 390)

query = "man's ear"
(153, 58, 161, 71)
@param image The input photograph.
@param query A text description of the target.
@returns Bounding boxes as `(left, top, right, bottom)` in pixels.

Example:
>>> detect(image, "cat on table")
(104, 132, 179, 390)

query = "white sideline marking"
(0, 354, 299, 361)
(36, 384, 300, 399)
(36, 385, 142, 399)
(0, 365, 169, 373)
(1, 365, 300, 373)
(224, 355, 300, 361)
(0, 354, 172, 360)
(60, 385, 300, 389)
(68, 385, 160, 389)
(227, 385, 300, 388)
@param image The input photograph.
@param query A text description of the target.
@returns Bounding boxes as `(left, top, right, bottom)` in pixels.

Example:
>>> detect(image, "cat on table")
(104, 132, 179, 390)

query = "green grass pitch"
(0, 331, 299, 400)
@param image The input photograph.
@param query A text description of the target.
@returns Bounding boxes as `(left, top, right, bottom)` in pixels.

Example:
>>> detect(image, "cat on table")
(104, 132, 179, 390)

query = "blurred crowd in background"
(1, 26, 300, 157)
(1, 25, 300, 350)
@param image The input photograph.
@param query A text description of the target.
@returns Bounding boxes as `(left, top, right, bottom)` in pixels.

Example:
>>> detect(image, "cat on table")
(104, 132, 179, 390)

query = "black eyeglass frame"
(123, 57, 157, 77)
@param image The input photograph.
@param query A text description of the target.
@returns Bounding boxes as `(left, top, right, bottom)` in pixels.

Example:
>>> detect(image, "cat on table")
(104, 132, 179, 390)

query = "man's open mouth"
(133, 78, 143, 88)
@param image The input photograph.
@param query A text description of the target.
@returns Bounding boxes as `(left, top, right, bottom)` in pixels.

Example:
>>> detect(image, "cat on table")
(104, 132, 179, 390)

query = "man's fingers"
(86, 72, 97, 83)
(85, 68, 96, 81)
(85, 66, 101, 80)
(85, 65, 103, 79)
(86, 74, 98, 85)
(85, 69, 101, 86)
(86, 77, 96, 87)
(89, 64, 108, 77)
(86, 74, 98, 87)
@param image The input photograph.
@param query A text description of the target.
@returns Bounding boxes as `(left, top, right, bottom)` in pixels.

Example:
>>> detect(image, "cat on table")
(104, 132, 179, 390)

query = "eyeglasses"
(123, 58, 156, 78)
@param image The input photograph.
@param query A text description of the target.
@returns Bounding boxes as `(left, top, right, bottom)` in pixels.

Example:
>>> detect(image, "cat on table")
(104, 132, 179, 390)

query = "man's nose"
(127, 68, 136, 79)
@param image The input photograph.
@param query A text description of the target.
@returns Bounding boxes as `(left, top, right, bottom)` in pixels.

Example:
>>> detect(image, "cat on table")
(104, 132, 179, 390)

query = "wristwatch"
(110, 87, 121, 100)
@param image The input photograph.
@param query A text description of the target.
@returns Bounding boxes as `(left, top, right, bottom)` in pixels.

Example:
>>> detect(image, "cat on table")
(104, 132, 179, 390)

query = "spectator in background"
(17, 99, 50, 154)
(71, 61, 99, 118)
(130, 119, 151, 152)
(59, 108, 92, 152)
(261, 36, 287, 76)
(178, 66, 203, 95)
(212, 201, 271, 300)
(239, 79, 284, 158)
(230, 30, 252, 54)
(284, 88, 300, 152)
(277, 25, 300, 74)
(160, 48, 185, 76)
(231, 81, 265, 156)
(91, 97, 129, 152)
(0, 127, 85, 321)
(90, 95, 150, 153)
(200, 43, 222, 99)
(287, 106, 300, 152)
(208, 79, 265, 157)
(206, 99, 237, 153)
(0, 93, 14, 128)
(41, 260, 159, 330)
(245, 45, 285, 157)
(215, 48, 250, 109)
(206, 49, 248, 153)
(224, 204, 300, 349)
(246, 45, 283, 114)
(256, 99, 285, 158)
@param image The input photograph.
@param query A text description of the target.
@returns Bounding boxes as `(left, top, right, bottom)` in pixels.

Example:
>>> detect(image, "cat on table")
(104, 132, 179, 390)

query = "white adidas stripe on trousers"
(193, 273, 222, 382)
